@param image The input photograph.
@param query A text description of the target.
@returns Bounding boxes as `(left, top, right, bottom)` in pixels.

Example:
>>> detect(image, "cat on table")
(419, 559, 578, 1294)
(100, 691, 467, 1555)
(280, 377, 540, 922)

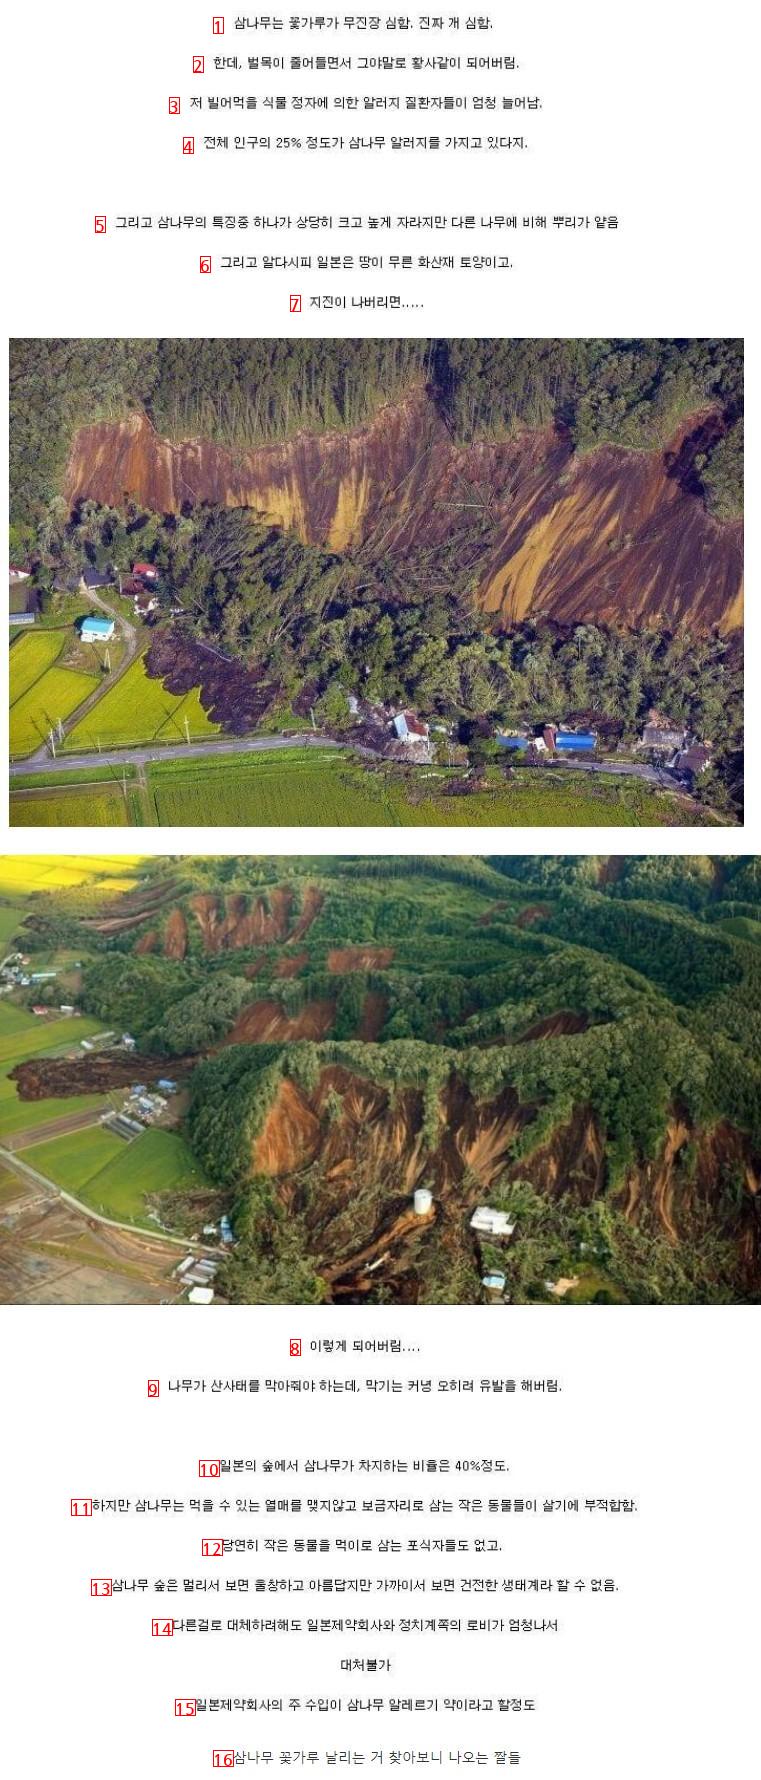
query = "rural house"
(672, 742, 713, 780)
(392, 711, 430, 744)
(132, 562, 159, 582)
(640, 709, 688, 751)
(81, 616, 115, 641)
(80, 566, 113, 592)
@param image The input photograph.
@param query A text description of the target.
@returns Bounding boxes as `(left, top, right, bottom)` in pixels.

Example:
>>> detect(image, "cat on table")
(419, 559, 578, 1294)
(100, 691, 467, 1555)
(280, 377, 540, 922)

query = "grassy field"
(10, 765, 138, 786)
(0, 906, 26, 948)
(28, 1125, 128, 1193)
(10, 787, 131, 826)
(9, 630, 64, 701)
(10, 665, 99, 757)
(64, 655, 219, 750)
(715, 916, 761, 945)
(0, 1086, 106, 1139)
(145, 748, 702, 828)
(27, 1125, 207, 1223)
(0, 1008, 103, 1067)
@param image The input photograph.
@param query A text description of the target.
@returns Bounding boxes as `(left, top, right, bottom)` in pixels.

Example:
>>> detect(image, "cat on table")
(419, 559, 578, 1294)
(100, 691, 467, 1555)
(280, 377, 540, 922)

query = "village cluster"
(343, 690, 713, 789)
(9, 559, 173, 636)
(10, 561, 713, 798)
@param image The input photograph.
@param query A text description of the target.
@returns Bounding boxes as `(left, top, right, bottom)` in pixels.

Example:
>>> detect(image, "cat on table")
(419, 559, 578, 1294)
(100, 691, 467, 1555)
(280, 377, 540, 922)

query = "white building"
(470, 1207, 516, 1239)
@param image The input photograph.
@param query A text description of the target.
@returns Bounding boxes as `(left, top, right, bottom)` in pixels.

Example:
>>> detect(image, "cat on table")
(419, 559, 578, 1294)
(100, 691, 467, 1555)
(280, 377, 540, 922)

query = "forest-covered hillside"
(9, 853, 760, 1306)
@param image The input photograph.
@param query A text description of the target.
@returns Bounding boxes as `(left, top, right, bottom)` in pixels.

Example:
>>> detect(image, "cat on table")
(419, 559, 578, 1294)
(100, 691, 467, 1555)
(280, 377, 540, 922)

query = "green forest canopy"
(12, 853, 760, 1304)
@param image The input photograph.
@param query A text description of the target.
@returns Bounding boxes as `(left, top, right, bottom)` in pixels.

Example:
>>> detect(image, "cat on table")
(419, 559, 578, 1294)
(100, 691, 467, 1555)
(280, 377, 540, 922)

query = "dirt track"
(0, 1167, 185, 1305)
(4, 1108, 105, 1150)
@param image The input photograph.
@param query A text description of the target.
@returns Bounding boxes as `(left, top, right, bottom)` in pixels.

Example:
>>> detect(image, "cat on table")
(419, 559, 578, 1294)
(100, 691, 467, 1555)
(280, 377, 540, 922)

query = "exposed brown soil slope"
(185, 885, 321, 953)
(163, 906, 188, 959)
(246, 1066, 760, 1300)
(358, 990, 388, 1042)
(518, 1011, 589, 1042)
(227, 998, 336, 1045)
(274, 951, 309, 978)
(327, 946, 394, 973)
(252, 1066, 534, 1292)
(64, 394, 743, 632)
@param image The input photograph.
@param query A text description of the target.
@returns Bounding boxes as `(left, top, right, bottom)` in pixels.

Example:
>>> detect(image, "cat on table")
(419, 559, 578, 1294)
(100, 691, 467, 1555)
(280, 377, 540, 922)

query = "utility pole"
(310, 706, 316, 730)
(184, 716, 191, 745)
(104, 648, 111, 674)
(48, 728, 57, 758)
(57, 718, 64, 742)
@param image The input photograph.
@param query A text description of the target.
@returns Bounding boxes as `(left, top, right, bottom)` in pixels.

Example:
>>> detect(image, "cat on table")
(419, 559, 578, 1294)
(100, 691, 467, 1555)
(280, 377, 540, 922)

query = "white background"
(3, 1307, 758, 1777)
(1, 4, 758, 1776)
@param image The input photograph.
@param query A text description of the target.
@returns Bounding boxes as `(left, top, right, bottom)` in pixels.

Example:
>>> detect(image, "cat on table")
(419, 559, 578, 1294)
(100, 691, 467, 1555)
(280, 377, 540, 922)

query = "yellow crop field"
(10, 666, 99, 757)
(10, 631, 66, 703)
(0, 856, 144, 893)
(65, 655, 219, 749)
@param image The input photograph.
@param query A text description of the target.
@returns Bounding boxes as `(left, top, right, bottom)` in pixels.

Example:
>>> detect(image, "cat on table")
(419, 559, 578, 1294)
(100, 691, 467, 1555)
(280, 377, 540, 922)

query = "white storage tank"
(413, 1188, 433, 1217)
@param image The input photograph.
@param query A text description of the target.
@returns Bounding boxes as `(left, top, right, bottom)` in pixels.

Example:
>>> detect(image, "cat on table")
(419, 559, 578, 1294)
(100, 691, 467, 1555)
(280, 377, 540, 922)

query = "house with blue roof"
(80, 616, 115, 641)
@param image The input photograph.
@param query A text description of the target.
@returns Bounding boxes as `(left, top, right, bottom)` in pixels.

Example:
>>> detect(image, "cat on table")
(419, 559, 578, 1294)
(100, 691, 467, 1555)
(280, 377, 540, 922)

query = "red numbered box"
(199, 255, 212, 274)
(199, 1459, 221, 1478)
(182, 136, 195, 155)
(212, 16, 225, 33)
(94, 215, 107, 235)
(147, 1378, 160, 1398)
(71, 1498, 93, 1517)
(152, 1618, 174, 1638)
(169, 96, 181, 115)
(213, 1757, 235, 1770)
(175, 1699, 197, 1718)
(289, 295, 302, 314)
(289, 1338, 302, 1356)
(90, 1578, 112, 1597)
(193, 54, 205, 73)
(202, 1538, 224, 1557)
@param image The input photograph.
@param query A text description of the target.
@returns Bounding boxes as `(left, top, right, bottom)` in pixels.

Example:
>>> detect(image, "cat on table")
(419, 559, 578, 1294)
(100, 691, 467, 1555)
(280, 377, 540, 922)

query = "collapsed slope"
(11, 856, 761, 1302)
(64, 392, 743, 633)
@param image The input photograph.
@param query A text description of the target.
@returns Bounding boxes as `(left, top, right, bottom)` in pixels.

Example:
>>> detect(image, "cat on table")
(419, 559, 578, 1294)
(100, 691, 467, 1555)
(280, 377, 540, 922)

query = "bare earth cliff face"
(64, 392, 743, 633)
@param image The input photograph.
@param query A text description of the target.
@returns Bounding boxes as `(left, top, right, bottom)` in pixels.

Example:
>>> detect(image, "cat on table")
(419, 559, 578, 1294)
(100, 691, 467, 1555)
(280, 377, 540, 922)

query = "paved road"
(554, 758, 685, 790)
(9, 733, 352, 778)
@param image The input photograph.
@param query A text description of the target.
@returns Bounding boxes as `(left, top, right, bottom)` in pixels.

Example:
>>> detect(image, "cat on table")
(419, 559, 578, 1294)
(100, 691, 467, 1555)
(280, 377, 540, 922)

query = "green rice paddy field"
(10, 787, 132, 826)
(145, 750, 702, 827)
(25, 1125, 204, 1222)
(0, 1005, 103, 1068)
(9, 628, 99, 758)
(0, 1000, 205, 1224)
(11, 748, 706, 827)
(63, 655, 219, 750)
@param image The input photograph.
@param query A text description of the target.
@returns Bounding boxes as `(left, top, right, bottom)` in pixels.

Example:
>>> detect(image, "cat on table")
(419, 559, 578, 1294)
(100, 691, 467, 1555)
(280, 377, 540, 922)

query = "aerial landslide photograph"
(0, 853, 759, 1306)
(9, 337, 743, 827)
